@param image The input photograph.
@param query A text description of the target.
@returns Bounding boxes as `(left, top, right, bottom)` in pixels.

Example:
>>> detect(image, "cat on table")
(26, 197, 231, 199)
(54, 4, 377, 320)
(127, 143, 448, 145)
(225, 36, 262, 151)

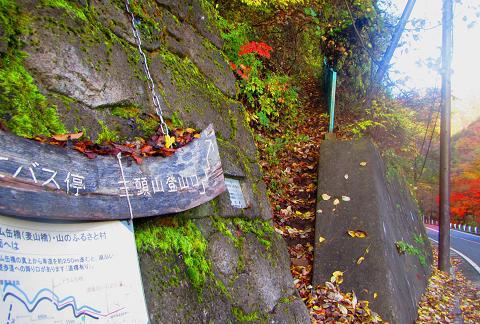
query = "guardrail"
(423, 217, 479, 235)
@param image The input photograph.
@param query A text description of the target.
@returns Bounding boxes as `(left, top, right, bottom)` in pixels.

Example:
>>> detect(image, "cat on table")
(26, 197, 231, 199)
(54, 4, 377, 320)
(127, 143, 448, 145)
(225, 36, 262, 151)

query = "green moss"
(0, 1, 66, 138)
(228, 109, 238, 139)
(211, 216, 274, 250)
(42, 0, 87, 22)
(278, 296, 294, 304)
(135, 219, 211, 291)
(211, 216, 237, 243)
(232, 307, 260, 322)
(111, 106, 140, 119)
(51, 92, 76, 112)
(110, 105, 158, 137)
(157, 47, 237, 115)
(95, 119, 119, 143)
(125, 0, 163, 42)
(233, 217, 274, 249)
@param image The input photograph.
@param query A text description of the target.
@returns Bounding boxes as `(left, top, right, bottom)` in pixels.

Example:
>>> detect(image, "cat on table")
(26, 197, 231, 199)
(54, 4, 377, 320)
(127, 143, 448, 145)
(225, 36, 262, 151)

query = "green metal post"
(328, 69, 337, 133)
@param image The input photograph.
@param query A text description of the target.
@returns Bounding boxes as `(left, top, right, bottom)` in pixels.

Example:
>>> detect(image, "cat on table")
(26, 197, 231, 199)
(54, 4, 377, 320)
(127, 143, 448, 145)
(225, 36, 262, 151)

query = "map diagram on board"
(0, 215, 148, 323)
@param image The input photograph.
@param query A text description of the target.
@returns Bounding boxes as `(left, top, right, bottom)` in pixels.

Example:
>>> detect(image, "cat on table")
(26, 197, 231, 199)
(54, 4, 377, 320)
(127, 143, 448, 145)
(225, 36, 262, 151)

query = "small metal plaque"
(224, 178, 247, 208)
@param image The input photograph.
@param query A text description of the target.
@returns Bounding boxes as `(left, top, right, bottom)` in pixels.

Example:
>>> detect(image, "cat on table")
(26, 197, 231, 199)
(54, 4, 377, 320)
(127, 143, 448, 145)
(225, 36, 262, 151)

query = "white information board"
(224, 178, 247, 208)
(0, 215, 148, 323)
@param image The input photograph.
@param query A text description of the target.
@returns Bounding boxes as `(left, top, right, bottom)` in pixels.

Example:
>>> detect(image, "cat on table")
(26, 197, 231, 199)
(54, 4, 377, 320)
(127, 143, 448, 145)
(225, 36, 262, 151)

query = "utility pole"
(438, 0, 453, 272)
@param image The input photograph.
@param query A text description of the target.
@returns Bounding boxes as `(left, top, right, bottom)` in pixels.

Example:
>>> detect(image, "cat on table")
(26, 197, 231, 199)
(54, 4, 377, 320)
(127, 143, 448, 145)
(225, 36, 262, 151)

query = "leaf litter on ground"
(35, 123, 200, 164)
(416, 246, 480, 323)
(253, 77, 385, 323)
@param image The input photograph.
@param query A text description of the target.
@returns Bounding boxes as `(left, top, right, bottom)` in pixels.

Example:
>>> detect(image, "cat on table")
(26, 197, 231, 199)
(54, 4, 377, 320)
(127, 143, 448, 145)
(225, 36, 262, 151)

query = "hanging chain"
(125, 0, 169, 136)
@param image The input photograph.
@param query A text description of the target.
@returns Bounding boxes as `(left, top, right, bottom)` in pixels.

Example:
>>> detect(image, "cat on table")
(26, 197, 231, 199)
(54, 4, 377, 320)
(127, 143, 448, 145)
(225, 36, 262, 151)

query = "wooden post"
(0, 124, 226, 221)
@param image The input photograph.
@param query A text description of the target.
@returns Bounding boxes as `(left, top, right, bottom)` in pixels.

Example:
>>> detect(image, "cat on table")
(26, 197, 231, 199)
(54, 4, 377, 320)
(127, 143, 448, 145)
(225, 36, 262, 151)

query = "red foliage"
(238, 41, 273, 59)
(229, 41, 273, 81)
(449, 178, 480, 222)
(229, 62, 251, 80)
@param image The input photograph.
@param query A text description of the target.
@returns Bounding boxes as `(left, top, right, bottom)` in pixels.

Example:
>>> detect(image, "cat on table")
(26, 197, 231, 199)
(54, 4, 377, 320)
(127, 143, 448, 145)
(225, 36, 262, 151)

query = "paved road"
(425, 224, 480, 285)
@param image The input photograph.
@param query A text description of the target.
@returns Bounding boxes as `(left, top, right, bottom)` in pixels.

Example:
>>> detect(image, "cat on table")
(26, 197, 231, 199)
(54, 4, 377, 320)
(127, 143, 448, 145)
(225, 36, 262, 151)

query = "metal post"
(439, 0, 453, 272)
(328, 68, 337, 133)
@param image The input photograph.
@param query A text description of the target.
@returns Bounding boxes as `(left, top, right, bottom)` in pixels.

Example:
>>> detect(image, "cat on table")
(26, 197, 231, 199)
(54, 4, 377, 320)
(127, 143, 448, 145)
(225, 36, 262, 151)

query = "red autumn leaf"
(83, 151, 97, 159)
(141, 145, 153, 154)
(131, 154, 143, 164)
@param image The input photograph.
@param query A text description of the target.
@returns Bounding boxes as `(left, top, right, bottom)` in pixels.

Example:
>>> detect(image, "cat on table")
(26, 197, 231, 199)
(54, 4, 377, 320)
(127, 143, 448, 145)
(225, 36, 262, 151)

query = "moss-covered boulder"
(137, 217, 309, 323)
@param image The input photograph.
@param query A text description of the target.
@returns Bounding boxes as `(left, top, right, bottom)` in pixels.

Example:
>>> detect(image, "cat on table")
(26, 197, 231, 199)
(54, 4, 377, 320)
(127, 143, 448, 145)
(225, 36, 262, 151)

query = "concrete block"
(313, 138, 432, 323)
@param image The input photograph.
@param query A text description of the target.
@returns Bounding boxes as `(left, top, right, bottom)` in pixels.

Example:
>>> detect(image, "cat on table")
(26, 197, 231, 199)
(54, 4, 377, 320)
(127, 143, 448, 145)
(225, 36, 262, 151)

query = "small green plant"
(412, 234, 427, 245)
(171, 111, 184, 128)
(217, 17, 299, 130)
(395, 240, 427, 266)
(95, 120, 119, 143)
(296, 134, 310, 142)
(341, 119, 382, 138)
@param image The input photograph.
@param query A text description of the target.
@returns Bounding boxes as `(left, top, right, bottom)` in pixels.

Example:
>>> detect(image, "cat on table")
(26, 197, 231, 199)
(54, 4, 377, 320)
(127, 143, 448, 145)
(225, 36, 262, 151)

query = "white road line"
(458, 238, 480, 245)
(426, 225, 480, 239)
(426, 227, 480, 245)
(428, 237, 480, 275)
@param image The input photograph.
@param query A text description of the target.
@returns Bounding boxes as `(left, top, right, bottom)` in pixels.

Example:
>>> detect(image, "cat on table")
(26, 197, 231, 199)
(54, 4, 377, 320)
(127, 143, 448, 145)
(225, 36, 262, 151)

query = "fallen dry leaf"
(347, 230, 368, 238)
(359, 161, 367, 166)
(356, 256, 365, 265)
(331, 271, 344, 284)
(338, 303, 348, 315)
(318, 236, 326, 244)
(165, 134, 176, 149)
(321, 193, 331, 200)
(341, 195, 351, 201)
(52, 131, 84, 141)
(333, 198, 340, 205)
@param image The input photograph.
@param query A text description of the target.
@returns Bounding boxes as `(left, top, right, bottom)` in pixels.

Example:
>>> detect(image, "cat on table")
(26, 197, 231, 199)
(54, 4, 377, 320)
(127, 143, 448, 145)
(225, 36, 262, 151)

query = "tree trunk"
(368, 0, 417, 98)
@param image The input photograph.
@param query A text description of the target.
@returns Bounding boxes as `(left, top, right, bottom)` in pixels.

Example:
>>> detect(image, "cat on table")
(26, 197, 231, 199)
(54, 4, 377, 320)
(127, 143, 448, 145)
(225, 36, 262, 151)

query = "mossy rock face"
(23, 7, 150, 109)
(7, 0, 235, 140)
(155, 0, 223, 49)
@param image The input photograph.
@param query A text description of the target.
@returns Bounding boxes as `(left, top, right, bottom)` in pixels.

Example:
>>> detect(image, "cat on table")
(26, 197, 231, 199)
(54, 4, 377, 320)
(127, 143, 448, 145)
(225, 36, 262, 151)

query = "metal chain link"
(125, 0, 169, 136)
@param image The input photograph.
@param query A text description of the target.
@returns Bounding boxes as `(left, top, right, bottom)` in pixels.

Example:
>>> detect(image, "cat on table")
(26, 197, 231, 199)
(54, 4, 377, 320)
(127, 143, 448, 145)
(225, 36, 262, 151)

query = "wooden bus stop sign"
(0, 124, 226, 221)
